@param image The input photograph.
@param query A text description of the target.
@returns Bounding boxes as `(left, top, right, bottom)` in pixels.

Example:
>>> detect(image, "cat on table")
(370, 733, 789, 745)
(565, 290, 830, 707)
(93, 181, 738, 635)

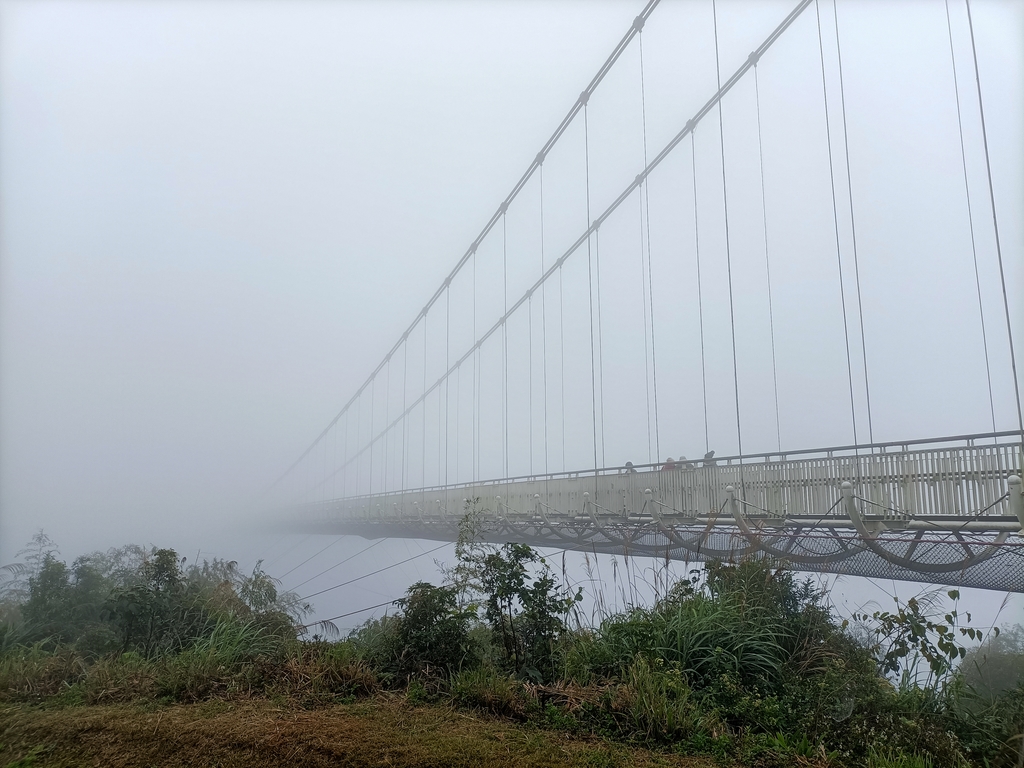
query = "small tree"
(853, 589, 988, 690)
(393, 582, 474, 677)
(479, 543, 580, 681)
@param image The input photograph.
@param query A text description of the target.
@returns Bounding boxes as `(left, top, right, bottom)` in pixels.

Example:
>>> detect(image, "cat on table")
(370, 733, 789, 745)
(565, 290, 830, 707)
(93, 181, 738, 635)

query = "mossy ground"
(0, 697, 718, 768)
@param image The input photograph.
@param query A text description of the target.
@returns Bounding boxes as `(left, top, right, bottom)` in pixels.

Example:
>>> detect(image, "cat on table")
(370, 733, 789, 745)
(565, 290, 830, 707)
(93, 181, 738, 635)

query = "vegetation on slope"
(1, 520, 1022, 768)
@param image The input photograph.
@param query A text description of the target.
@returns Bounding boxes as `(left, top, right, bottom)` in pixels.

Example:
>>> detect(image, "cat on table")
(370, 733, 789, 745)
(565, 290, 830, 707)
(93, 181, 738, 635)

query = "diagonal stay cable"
(289, 537, 388, 592)
(965, 0, 1023, 435)
(943, 0, 996, 434)
(279, 534, 345, 579)
(300, 599, 397, 630)
(300, 541, 450, 601)
(269, 0, 663, 492)
(303, 0, 816, 492)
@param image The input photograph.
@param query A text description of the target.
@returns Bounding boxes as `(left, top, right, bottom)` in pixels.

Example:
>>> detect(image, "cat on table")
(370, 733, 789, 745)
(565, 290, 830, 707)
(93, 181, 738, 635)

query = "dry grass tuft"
(0, 699, 716, 768)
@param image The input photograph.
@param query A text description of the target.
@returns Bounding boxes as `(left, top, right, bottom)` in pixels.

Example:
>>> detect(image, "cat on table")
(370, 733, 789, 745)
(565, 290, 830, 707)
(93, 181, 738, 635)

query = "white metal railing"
(298, 432, 1023, 534)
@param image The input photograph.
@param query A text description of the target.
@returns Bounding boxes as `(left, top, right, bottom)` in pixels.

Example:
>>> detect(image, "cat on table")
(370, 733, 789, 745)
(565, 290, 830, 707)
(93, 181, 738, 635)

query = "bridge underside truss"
(295, 519, 1024, 593)
(289, 439, 1024, 592)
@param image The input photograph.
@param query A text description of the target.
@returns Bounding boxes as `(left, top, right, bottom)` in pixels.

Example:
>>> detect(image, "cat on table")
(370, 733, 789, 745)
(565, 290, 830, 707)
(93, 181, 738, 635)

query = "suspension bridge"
(270, 0, 1024, 592)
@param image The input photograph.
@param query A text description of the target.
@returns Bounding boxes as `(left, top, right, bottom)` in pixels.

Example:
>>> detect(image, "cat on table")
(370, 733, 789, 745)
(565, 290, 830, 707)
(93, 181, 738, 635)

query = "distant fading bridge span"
(289, 433, 1024, 592)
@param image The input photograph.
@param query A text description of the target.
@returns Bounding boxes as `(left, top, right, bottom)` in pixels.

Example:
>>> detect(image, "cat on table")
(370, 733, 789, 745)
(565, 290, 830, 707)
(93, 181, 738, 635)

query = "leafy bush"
(448, 666, 530, 719)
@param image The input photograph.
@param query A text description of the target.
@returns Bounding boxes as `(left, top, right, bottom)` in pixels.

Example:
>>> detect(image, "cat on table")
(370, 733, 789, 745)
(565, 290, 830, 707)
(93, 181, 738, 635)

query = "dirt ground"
(0, 698, 716, 768)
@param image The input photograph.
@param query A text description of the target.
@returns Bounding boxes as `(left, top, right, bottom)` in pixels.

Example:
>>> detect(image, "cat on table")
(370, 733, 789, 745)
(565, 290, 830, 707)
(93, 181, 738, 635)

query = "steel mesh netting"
(301, 519, 1024, 592)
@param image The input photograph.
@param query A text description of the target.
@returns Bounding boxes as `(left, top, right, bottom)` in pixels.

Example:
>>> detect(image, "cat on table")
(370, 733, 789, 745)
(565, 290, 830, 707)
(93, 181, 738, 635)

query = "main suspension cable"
(815, 0, 860, 446)
(269, 0, 663, 492)
(315, 0, 815, 478)
(754, 64, 783, 452)
(943, 0, 996, 434)
(713, 0, 745, 463)
(832, 0, 874, 444)
(965, 0, 1023, 434)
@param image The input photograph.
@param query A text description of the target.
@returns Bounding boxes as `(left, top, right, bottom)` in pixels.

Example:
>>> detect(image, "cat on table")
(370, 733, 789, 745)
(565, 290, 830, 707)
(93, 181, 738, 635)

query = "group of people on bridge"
(621, 451, 717, 474)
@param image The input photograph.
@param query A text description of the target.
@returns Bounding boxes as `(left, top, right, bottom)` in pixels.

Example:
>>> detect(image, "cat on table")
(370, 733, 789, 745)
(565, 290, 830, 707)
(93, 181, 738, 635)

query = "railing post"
(726, 485, 740, 520)
(584, 492, 597, 524)
(842, 480, 875, 537)
(644, 488, 659, 523)
(1009, 475, 1024, 527)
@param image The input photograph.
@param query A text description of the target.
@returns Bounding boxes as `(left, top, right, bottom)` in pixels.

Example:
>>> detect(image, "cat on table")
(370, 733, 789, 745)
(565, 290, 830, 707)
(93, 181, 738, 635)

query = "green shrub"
(0, 644, 84, 701)
(609, 655, 713, 743)
(448, 666, 530, 718)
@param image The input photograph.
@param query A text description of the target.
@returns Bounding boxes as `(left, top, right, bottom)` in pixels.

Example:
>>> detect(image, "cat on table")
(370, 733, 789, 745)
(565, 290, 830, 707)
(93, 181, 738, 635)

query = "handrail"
(306, 430, 1023, 506)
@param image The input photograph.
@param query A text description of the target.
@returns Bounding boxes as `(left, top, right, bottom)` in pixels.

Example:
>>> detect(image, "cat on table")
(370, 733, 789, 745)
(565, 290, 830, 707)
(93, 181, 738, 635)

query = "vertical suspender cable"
(754, 64, 783, 452)
(638, 188, 654, 463)
(584, 100, 600, 475)
(965, 0, 1023, 434)
(368, 376, 375, 494)
(422, 316, 428, 488)
(530, 291, 535, 474)
(402, 342, 408, 490)
(445, 285, 451, 486)
(596, 224, 606, 467)
(540, 162, 550, 474)
(639, 26, 662, 463)
(815, 0, 860, 446)
(832, 0, 874, 444)
(271, 0, 666, 496)
(455, 362, 460, 485)
(560, 258, 566, 472)
(321, 429, 327, 502)
(473, 250, 479, 481)
(944, 0, 996, 434)
(383, 360, 390, 492)
(341, 410, 348, 498)
(356, 393, 363, 496)
(712, 0, 745, 464)
(692, 133, 710, 456)
(438, 320, 443, 486)
(503, 210, 509, 479)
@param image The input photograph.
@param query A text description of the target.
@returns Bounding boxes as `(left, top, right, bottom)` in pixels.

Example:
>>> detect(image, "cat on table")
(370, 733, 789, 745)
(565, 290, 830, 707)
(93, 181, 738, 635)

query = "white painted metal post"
(1009, 475, 1024, 527)
(726, 485, 740, 520)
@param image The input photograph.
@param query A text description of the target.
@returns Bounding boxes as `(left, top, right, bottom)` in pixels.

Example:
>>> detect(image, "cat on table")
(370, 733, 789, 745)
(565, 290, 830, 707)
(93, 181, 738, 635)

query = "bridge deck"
(291, 434, 1024, 591)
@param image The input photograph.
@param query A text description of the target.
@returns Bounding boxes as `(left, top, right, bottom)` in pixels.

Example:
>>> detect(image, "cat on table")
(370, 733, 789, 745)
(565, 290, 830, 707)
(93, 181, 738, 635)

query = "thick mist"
(1, 0, 1022, 629)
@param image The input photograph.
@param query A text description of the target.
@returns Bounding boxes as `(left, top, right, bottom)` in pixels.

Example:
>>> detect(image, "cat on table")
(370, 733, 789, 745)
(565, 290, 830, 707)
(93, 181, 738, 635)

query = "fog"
(1, 0, 1022, 629)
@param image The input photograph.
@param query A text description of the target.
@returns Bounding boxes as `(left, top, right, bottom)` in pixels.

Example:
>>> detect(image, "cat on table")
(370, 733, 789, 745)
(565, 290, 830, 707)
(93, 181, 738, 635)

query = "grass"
(0, 698, 717, 768)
